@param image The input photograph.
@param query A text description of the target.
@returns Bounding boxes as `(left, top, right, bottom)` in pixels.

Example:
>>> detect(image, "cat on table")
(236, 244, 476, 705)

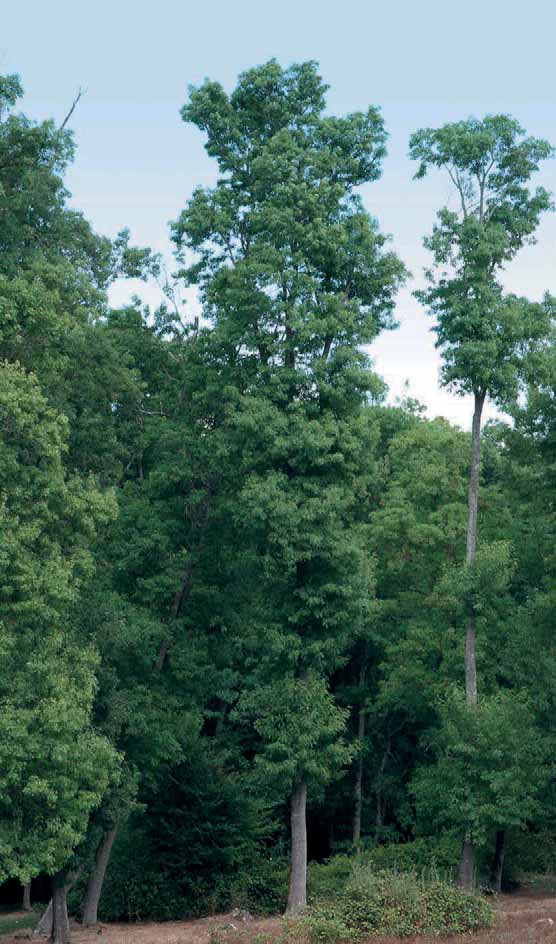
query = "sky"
(3, 0, 556, 428)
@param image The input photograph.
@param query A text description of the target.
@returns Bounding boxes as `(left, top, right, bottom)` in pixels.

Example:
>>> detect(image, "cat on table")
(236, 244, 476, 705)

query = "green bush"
(226, 854, 289, 915)
(307, 837, 460, 905)
(363, 834, 460, 878)
(293, 863, 493, 942)
(93, 752, 284, 922)
(308, 855, 354, 902)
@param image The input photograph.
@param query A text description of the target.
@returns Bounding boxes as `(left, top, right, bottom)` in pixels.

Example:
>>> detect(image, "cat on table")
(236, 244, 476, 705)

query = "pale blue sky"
(4, 0, 556, 426)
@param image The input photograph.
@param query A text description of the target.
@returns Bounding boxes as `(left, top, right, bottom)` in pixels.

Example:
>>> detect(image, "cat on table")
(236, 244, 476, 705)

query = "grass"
(0, 910, 38, 938)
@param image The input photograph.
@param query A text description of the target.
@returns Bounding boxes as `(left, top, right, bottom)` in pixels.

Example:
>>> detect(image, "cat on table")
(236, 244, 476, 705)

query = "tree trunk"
(458, 389, 485, 888)
(286, 780, 307, 914)
(464, 389, 485, 703)
(459, 836, 475, 889)
(81, 828, 117, 926)
(34, 900, 53, 937)
(23, 882, 32, 911)
(375, 789, 384, 834)
(352, 705, 366, 844)
(35, 867, 83, 941)
(490, 830, 506, 892)
(51, 871, 70, 944)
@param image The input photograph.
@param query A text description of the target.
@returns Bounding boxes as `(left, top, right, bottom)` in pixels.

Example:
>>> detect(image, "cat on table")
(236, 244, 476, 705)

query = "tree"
(410, 115, 553, 886)
(0, 363, 118, 942)
(173, 59, 406, 912)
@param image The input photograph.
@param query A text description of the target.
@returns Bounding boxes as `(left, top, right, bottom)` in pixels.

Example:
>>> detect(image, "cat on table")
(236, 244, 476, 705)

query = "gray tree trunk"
(35, 867, 82, 941)
(34, 900, 53, 937)
(23, 882, 32, 911)
(458, 389, 485, 889)
(51, 871, 70, 944)
(286, 780, 307, 914)
(81, 828, 117, 926)
(459, 837, 475, 889)
(352, 687, 366, 844)
(490, 830, 506, 892)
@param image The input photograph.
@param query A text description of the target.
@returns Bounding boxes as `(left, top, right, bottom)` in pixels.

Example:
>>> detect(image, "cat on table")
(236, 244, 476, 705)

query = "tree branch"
(60, 87, 86, 130)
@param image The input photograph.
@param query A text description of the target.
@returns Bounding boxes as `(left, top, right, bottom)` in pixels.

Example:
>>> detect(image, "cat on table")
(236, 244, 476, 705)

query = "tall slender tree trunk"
(81, 828, 117, 926)
(490, 830, 506, 892)
(286, 780, 307, 914)
(352, 656, 367, 845)
(459, 389, 485, 889)
(22, 881, 31, 911)
(352, 710, 365, 845)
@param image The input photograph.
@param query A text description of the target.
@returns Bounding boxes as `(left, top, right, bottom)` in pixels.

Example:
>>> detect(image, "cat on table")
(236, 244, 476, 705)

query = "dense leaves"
(2, 60, 556, 936)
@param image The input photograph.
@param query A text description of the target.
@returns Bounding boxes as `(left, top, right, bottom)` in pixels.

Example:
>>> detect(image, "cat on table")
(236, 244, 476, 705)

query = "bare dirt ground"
(5, 890, 556, 943)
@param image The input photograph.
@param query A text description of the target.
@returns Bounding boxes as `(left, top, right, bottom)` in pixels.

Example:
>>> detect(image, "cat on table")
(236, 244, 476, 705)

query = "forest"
(2, 59, 556, 944)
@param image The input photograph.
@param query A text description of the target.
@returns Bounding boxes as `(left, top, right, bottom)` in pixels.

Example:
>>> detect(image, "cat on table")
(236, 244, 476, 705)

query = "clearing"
(4, 889, 556, 943)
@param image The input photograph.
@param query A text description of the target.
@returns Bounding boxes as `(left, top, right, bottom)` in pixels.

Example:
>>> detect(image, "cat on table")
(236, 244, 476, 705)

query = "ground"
(4, 889, 556, 943)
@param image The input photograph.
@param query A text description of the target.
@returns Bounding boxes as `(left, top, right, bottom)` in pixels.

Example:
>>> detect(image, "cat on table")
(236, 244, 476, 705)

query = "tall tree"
(0, 363, 118, 943)
(173, 59, 405, 912)
(410, 115, 554, 885)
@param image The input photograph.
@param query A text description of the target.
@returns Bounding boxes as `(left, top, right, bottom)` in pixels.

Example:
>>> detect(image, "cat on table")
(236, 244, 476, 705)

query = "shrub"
(363, 834, 460, 878)
(308, 856, 354, 902)
(227, 854, 289, 915)
(292, 864, 493, 942)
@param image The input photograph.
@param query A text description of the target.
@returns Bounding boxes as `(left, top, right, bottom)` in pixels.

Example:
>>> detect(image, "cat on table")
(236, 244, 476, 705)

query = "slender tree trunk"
(375, 790, 383, 833)
(352, 729, 364, 844)
(51, 871, 71, 944)
(23, 882, 32, 911)
(352, 674, 367, 844)
(459, 838, 475, 889)
(464, 389, 484, 702)
(490, 830, 506, 892)
(353, 647, 369, 845)
(286, 780, 307, 914)
(459, 389, 485, 889)
(81, 828, 117, 926)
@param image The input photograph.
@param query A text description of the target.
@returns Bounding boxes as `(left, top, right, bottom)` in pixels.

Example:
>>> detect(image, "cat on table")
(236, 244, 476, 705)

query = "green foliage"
(0, 364, 118, 882)
(410, 115, 554, 404)
(5, 58, 556, 922)
(294, 863, 493, 941)
(236, 675, 352, 797)
(412, 689, 548, 846)
(98, 754, 275, 921)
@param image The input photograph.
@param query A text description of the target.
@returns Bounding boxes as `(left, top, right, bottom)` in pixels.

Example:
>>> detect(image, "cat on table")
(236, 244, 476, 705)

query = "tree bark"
(352, 710, 365, 845)
(464, 389, 485, 703)
(81, 828, 117, 926)
(23, 881, 32, 911)
(459, 837, 475, 889)
(286, 780, 307, 914)
(490, 829, 506, 892)
(51, 871, 71, 944)
(352, 647, 369, 845)
(34, 899, 53, 937)
(459, 388, 485, 889)
(35, 867, 83, 941)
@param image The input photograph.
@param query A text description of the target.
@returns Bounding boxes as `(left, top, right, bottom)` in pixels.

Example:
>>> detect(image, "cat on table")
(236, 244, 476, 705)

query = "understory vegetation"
(2, 57, 556, 944)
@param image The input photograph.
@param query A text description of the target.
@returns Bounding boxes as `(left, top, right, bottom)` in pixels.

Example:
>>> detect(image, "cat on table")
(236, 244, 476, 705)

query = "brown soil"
(5, 890, 556, 943)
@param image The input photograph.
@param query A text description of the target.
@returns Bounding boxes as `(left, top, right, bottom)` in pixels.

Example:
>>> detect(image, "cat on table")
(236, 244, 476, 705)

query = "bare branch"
(60, 87, 86, 130)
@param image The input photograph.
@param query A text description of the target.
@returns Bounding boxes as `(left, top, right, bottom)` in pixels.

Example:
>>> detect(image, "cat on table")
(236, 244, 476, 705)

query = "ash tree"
(0, 363, 118, 943)
(410, 115, 554, 886)
(172, 60, 405, 912)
